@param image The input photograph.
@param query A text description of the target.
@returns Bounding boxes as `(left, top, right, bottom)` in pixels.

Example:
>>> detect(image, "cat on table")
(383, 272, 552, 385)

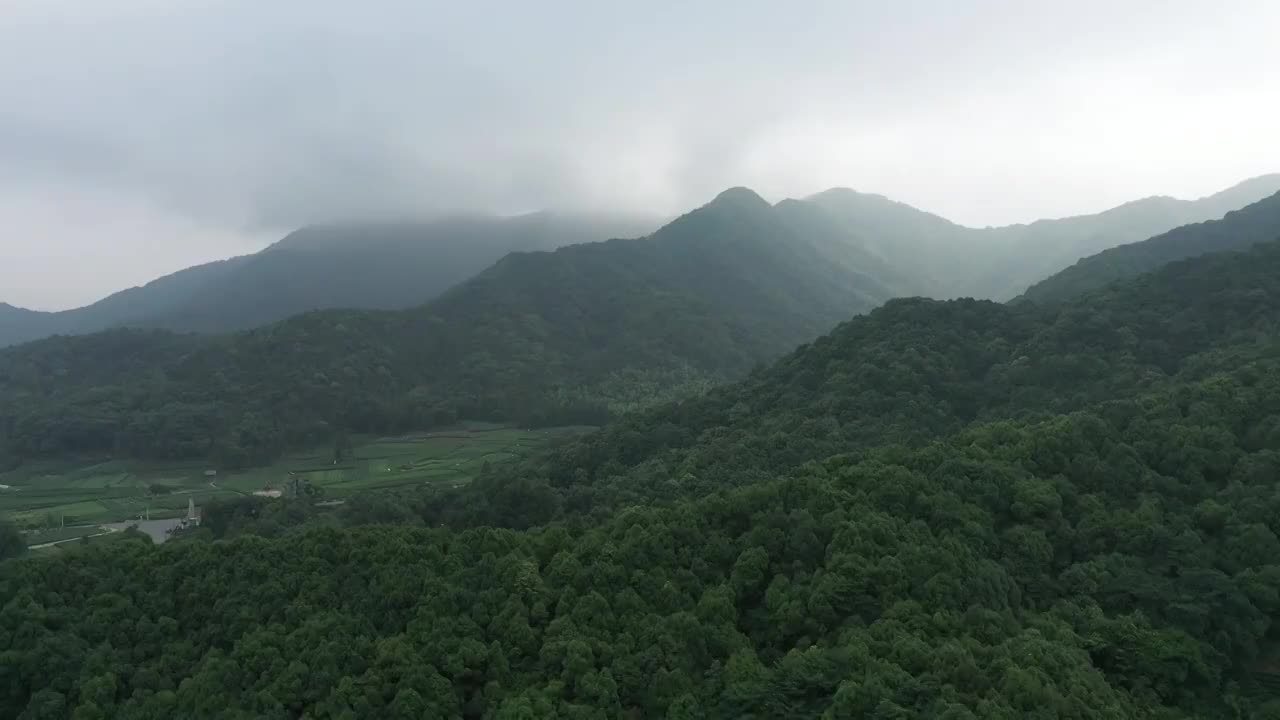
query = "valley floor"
(3, 424, 590, 536)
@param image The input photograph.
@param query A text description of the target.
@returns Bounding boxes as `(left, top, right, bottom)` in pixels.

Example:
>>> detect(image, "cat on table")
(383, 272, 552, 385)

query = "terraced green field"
(1, 424, 587, 530)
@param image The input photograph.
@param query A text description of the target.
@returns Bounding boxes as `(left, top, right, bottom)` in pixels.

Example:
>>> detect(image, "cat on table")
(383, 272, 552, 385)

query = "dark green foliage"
(5, 181, 1278, 469)
(1020, 190, 1280, 303)
(0, 190, 898, 464)
(3, 206, 1280, 717)
(193, 496, 326, 540)
(0, 213, 656, 348)
(1, 361, 1278, 717)
(2, 194, 1280, 712)
(0, 518, 24, 561)
(462, 240, 1280, 520)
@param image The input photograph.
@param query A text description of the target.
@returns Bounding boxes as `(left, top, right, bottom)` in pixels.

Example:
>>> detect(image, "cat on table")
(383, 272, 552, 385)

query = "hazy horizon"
(4, 0, 1279, 310)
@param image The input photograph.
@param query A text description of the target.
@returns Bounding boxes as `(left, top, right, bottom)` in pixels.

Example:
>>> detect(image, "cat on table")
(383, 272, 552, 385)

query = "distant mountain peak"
(1199, 173, 1280, 204)
(804, 187, 963, 231)
(1019, 189, 1280, 303)
(1216, 172, 1280, 190)
(807, 187, 886, 202)
(707, 186, 770, 210)
(806, 187, 924, 212)
(0, 214, 660, 348)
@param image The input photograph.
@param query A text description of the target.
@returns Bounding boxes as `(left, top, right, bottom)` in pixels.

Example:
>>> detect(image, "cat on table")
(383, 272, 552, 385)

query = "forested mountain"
(0, 188, 902, 466)
(0, 213, 656, 348)
(2, 242, 1279, 718)
(5, 178, 1279, 467)
(1020, 190, 1280, 304)
(808, 173, 1280, 299)
(0, 304, 55, 350)
(418, 239, 1280, 528)
(5, 175, 1275, 352)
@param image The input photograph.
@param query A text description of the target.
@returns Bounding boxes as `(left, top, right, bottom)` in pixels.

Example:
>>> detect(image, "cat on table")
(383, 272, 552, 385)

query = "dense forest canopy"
(435, 239, 1280, 528)
(0, 213, 657, 348)
(2, 241, 1280, 718)
(0, 189, 902, 467)
(1020, 190, 1280, 304)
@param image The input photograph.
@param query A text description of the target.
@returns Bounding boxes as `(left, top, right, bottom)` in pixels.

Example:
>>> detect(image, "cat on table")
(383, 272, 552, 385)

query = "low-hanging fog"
(2, 0, 1278, 309)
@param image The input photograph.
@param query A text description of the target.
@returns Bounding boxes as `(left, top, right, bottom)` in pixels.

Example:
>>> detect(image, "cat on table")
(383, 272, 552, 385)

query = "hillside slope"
(0, 189, 898, 465)
(434, 238, 1280, 525)
(3, 241, 1279, 718)
(0, 213, 656, 347)
(807, 174, 1280, 299)
(1019, 190, 1280, 303)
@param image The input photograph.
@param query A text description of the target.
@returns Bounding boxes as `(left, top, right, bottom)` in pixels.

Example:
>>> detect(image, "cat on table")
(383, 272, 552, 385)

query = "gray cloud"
(2, 0, 1279, 308)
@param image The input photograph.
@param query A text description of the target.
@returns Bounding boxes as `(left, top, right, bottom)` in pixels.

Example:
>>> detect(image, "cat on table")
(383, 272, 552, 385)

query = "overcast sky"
(2, 0, 1279, 310)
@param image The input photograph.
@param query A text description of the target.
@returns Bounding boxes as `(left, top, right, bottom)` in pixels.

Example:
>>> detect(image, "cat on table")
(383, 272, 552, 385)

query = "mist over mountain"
(807, 173, 1280, 300)
(0, 188, 900, 465)
(0, 212, 656, 348)
(1020, 189, 1280, 303)
(4, 174, 1276, 350)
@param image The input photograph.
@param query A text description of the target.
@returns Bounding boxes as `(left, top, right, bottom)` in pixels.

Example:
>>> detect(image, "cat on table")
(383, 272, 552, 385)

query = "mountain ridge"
(814, 173, 1280, 230)
(0, 189, 902, 465)
(5, 173, 1279, 350)
(804, 173, 1280, 299)
(1020, 189, 1280, 303)
(4, 198, 1280, 718)
(432, 237, 1280, 530)
(0, 213, 658, 348)
(3, 173, 1278, 350)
